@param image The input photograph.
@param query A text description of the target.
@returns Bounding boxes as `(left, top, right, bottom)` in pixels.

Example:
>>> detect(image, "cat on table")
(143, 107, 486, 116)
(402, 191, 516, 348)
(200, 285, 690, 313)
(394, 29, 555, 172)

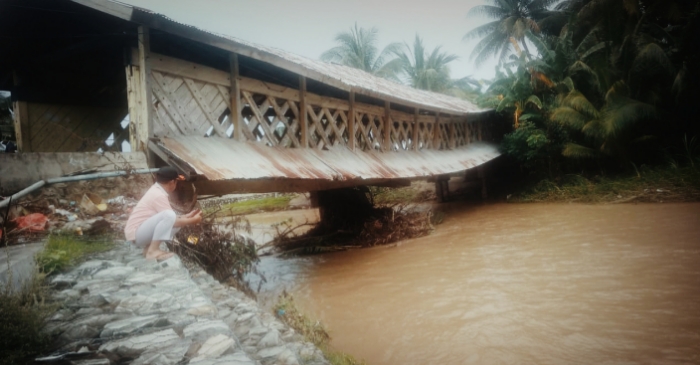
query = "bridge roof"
(73, 0, 488, 116)
(154, 136, 500, 187)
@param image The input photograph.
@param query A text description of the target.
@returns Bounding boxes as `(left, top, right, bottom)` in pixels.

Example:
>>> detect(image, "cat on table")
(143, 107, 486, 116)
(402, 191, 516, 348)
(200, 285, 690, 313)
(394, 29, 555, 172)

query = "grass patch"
(0, 269, 56, 365)
(207, 195, 294, 217)
(512, 166, 700, 203)
(36, 235, 113, 274)
(274, 293, 367, 365)
(1, 235, 113, 363)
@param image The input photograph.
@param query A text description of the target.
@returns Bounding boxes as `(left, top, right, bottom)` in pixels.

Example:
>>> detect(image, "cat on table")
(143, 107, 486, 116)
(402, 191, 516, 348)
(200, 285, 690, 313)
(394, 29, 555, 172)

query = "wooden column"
(137, 26, 155, 163)
(412, 107, 419, 150)
(433, 113, 441, 150)
(384, 100, 391, 151)
(299, 76, 308, 148)
(229, 53, 243, 141)
(478, 120, 483, 141)
(449, 122, 456, 149)
(13, 101, 30, 152)
(348, 91, 356, 150)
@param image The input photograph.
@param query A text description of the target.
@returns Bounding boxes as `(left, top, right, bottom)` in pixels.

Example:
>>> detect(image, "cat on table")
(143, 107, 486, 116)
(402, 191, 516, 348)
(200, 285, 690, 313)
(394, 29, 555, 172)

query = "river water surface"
(252, 203, 700, 364)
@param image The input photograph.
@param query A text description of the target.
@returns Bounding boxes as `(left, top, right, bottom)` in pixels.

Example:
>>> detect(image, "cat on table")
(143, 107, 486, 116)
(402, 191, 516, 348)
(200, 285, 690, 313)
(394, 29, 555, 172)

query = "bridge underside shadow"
(149, 135, 501, 196)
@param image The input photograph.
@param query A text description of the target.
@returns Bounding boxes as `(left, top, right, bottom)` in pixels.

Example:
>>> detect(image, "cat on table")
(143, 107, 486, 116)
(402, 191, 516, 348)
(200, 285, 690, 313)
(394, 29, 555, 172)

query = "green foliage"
(394, 35, 459, 92)
(321, 24, 402, 81)
(0, 269, 55, 365)
(36, 235, 113, 274)
(208, 195, 294, 217)
(464, 0, 558, 65)
(501, 121, 557, 172)
(512, 165, 700, 203)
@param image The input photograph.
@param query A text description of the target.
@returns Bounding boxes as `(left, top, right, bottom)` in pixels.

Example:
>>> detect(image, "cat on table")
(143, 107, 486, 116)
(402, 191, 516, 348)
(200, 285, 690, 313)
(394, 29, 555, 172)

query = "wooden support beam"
(229, 53, 243, 141)
(384, 101, 392, 152)
(13, 101, 30, 152)
(348, 92, 356, 150)
(299, 76, 308, 148)
(449, 122, 456, 150)
(412, 108, 420, 151)
(138, 26, 155, 164)
(433, 113, 441, 150)
(478, 121, 483, 141)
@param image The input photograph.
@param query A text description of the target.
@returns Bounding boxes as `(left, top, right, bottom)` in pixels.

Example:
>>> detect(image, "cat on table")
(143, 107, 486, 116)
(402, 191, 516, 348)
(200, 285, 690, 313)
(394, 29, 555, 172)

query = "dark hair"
(155, 166, 180, 183)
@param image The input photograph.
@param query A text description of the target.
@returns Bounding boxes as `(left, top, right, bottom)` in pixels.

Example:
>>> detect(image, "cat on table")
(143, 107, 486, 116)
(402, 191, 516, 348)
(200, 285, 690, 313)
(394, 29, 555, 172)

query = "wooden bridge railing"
(127, 49, 488, 154)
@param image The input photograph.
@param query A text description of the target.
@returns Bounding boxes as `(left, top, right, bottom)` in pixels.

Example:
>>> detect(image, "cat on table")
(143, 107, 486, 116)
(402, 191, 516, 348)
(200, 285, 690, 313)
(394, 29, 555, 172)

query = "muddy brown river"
(250, 203, 700, 364)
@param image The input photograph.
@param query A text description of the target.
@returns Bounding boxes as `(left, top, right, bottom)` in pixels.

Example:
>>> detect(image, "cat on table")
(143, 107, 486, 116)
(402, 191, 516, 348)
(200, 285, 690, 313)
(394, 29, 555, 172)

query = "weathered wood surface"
(16, 102, 126, 153)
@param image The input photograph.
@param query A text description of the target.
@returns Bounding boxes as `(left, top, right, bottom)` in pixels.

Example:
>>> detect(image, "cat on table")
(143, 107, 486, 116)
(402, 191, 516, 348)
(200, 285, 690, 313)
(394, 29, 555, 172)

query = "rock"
(131, 339, 192, 365)
(74, 314, 124, 329)
(55, 289, 81, 300)
(74, 308, 103, 317)
(92, 265, 135, 279)
(51, 274, 77, 289)
(124, 273, 166, 285)
(99, 328, 180, 358)
(100, 315, 161, 338)
(59, 324, 100, 344)
(276, 348, 300, 365)
(49, 309, 74, 321)
(190, 334, 235, 361)
(258, 329, 281, 347)
(183, 320, 231, 342)
(70, 359, 111, 365)
(187, 304, 218, 316)
(189, 351, 257, 365)
(114, 292, 175, 315)
(257, 345, 285, 360)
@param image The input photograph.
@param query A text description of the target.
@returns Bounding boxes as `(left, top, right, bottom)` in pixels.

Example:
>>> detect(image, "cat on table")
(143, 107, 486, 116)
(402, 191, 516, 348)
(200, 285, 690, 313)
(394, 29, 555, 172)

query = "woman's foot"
(145, 249, 174, 261)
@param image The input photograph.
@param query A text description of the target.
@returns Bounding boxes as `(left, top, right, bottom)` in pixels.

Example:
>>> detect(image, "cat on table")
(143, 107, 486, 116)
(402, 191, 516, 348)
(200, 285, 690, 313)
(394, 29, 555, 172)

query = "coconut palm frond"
(525, 95, 543, 109)
(563, 91, 600, 118)
(562, 142, 600, 158)
(551, 106, 589, 130)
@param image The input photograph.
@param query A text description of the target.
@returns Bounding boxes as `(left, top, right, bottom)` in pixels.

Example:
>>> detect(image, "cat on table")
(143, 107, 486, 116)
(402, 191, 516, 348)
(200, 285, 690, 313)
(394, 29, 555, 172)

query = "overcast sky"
(125, 0, 495, 80)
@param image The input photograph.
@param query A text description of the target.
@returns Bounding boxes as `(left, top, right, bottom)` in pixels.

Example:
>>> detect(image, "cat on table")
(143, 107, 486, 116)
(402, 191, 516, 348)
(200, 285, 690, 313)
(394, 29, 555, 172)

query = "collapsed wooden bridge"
(1, 0, 503, 196)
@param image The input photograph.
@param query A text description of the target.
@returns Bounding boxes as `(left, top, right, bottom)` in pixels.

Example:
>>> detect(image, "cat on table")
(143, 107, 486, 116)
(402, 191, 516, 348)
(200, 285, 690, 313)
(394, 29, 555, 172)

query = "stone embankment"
(42, 242, 328, 365)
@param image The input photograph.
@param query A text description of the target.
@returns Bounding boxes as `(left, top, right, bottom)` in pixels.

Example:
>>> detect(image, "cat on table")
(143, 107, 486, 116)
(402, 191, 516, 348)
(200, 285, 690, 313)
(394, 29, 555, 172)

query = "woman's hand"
(185, 209, 201, 218)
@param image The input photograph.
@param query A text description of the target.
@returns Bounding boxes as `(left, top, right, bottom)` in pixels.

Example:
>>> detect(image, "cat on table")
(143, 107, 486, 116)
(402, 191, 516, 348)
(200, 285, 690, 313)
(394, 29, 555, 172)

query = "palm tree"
(464, 0, 558, 66)
(321, 24, 402, 81)
(550, 81, 656, 161)
(395, 35, 459, 92)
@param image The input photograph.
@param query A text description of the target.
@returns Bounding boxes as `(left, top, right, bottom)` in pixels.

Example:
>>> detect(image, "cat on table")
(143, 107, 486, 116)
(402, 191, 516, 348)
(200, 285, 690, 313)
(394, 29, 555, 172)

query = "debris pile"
(171, 215, 263, 298)
(1, 176, 150, 244)
(272, 187, 433, 255)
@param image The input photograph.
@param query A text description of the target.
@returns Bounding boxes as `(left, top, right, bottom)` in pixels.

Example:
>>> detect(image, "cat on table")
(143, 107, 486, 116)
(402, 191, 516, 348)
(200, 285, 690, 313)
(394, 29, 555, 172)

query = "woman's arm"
(174, 210, 202, 227)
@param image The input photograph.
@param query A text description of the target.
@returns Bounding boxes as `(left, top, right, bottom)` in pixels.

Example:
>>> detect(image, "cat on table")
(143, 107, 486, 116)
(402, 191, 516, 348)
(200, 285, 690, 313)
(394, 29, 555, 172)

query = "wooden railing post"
(412, 107, 419, 150)
(384, 100, 391, 151)
(229, 53, 243, 141)
(433, 113, 441, 150)
(299, 76, 308, 148)
(348, 91, 356, 150)
(137, 26, 155, 164)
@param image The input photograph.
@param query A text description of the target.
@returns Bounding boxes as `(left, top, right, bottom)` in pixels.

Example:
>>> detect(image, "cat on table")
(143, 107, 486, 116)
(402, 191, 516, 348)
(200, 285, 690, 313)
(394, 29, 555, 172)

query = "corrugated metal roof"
(157, 136, 500, 182)
(76, 0, 488, 115)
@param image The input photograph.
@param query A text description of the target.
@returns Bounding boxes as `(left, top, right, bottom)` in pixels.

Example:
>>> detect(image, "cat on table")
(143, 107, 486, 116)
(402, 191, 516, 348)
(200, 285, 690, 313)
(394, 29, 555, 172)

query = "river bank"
(29, 241, 329, 365)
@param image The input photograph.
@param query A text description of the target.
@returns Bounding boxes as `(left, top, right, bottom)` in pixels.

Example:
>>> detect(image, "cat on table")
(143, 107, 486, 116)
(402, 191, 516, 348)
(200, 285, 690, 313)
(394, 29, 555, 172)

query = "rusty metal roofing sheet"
(157, 136, 500, 182)
(77, 0, 488, 115)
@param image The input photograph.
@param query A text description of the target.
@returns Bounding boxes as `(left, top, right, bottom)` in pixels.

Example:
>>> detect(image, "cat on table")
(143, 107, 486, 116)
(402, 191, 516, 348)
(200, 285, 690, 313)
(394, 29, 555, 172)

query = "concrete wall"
(0, 152, 148, 194)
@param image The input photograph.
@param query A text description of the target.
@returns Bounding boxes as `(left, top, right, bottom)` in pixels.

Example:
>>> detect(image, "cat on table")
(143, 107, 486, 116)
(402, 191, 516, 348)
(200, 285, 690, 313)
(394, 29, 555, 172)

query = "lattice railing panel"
(415, 120, 435, 150)
(436, 122, 450, 150)
(307, 105, 349, 150)
(454, 121, 467, 147)
(240, 91, 301, 147)
(390, 116, 414, 151)
(150, 70, 230, 138)
(355, 111, 385, 151)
